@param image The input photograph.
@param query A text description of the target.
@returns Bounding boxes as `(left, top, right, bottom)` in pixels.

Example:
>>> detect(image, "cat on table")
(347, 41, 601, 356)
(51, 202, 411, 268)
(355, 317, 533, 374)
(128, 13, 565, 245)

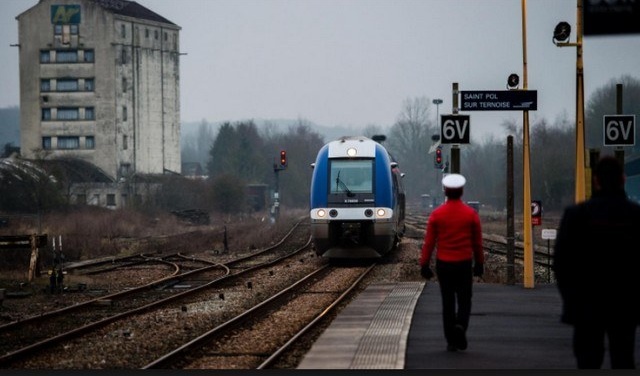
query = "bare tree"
(586, 75, 640, 156)
(386, 97, 439, 203)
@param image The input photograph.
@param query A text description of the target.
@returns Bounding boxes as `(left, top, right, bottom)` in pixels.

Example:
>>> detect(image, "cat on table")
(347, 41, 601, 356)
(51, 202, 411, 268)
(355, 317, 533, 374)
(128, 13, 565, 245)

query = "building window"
(122, 106, 127, 121)
(121, 49, 127, 64)
(41, 79, 51, 92)
(54, 24, 63, 35)
(42, 137, 52, 150)
(154, 30, 158, 39)
(57, 79, 78, 92)
(84, 78, 94, 91)
(85, 136, 95, 149)
(85, 107, 95, 120)
(57, 107, 79, 120)
(57, 136, 80, 149)
(121, 24, 126, 38)
(84, 49, 94, 62)
(40, 50, 51, 63)
(123, 134, 128, 150)
(70, 24, 78, 34)
(56, 50, 78, 63)
(164, 32, 168, 41)
(42, 108, 51, 120)
(107, 194, 116, 206)
(120, 163, 131, 176)
(145, 28, 149, 38)
(122, 77, 127, 93)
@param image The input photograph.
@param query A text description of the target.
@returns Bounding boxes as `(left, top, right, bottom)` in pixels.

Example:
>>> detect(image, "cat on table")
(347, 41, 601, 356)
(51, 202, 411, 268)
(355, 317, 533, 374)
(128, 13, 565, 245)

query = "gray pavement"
(405, 282, 639, 369)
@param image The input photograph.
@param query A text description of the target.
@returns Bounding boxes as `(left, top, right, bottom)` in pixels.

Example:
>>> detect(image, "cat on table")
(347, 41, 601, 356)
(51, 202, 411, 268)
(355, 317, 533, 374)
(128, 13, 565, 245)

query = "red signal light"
(280, 150, 287, 167)
(434, 147, 443, 168)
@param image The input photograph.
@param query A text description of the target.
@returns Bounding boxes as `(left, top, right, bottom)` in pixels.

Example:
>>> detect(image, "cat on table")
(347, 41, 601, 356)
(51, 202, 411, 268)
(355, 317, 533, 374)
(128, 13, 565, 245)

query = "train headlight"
(364, 209, 373, 217)
(376, 208, 386, 217)
(329, 209, 338, 218)
(347, 147, 357, 157)
(316, 209, 326, 218)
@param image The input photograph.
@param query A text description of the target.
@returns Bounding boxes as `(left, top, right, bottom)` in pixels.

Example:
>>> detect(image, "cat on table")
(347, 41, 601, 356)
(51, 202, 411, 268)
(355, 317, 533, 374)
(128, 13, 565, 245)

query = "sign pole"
(451, 83, 460, 174)
(521, 0, 534, 288)
(575, 0, 587, 204)
(615, 83, 625, 164)
(547, 239, 551, 283)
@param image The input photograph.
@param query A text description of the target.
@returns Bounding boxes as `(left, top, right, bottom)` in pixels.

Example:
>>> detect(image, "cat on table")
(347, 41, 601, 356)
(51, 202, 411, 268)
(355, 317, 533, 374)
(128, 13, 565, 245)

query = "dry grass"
(0, 207, 304, 282)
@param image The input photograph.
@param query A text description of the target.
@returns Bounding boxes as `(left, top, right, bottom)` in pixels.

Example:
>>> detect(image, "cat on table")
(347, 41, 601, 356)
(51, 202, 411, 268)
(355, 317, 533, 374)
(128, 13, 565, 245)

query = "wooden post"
(506, 136, 515, 285)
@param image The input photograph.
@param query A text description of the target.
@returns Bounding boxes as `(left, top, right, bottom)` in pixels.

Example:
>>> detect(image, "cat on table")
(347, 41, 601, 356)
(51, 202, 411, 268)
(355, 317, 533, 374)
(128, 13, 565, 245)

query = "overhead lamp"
(507, 73, 520, 90)
(553, 21, 571, 44)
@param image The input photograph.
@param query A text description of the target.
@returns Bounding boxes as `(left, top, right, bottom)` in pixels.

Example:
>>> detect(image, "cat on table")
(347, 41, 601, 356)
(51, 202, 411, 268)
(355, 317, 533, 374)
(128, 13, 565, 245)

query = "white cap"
(442, 173, 466, 189)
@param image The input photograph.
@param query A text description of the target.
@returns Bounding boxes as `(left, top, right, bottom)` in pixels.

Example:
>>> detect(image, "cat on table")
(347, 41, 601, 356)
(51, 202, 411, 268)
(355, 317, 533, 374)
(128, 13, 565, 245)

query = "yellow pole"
(575, 0, 586, 203)
(521, 0, 534, 288)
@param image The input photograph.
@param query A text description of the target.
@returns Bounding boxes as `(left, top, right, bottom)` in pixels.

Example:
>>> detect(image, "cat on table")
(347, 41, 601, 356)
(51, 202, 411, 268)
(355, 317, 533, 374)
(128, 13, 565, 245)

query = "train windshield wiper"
(336, 171, 355, 197)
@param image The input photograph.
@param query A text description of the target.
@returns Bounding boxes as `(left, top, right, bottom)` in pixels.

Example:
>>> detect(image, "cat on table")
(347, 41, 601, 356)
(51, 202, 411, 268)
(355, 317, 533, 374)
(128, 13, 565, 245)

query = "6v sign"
(604, 115, 636, 146)
(441, 115, 470, 144)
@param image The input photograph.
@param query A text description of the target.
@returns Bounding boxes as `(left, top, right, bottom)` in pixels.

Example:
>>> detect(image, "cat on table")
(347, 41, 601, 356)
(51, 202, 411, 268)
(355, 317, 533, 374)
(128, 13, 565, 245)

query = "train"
(309, 136, 406, 259)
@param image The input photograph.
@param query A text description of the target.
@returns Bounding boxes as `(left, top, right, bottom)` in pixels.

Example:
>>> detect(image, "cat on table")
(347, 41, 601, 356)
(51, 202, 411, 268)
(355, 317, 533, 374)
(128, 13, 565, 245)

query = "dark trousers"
(436, 259, 473, 345)
(573, 320, 637, 369)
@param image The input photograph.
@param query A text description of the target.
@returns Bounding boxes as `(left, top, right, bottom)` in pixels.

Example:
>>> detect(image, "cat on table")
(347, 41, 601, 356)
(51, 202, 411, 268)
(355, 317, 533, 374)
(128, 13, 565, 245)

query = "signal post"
(272, 150, 287, 222)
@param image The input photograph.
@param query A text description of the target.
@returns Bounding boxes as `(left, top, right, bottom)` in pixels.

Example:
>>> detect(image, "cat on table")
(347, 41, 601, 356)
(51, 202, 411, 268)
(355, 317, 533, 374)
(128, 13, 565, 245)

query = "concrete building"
(17, 0, 181, 186)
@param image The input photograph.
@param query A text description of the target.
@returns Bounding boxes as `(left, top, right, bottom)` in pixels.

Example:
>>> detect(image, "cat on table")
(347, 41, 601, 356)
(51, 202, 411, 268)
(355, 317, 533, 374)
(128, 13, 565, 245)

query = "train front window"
(329, 160, 373, 195)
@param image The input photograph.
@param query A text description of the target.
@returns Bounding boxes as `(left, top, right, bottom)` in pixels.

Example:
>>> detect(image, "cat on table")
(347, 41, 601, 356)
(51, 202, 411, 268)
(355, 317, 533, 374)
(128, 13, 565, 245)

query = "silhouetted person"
(420, 173, 484, 352)
(49, 268, 56, 294)
(554, 156, 640, 369)
(56, 268, 64, 293)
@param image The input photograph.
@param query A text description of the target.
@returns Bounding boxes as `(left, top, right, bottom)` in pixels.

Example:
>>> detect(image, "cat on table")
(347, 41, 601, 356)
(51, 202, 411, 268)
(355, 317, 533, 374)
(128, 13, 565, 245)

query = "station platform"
(298, 281, 640, 369)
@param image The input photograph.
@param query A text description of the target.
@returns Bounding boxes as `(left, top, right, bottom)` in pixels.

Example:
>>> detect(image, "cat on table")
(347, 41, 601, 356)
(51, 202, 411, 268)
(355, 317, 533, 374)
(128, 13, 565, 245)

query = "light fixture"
(553, 21, 571, 44)
(507, 73, 520, 90)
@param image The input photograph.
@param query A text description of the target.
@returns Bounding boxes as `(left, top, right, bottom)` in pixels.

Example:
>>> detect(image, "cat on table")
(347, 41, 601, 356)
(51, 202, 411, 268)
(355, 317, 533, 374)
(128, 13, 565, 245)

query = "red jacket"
(420, 198, 484, 266)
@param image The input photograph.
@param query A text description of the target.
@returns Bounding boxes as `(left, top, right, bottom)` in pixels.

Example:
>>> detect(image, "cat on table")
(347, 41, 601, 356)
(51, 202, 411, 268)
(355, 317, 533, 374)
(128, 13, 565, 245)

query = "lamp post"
(433, 98, 443, 157)
(432, 98, 443, 203)
(520, 0, 534, 288)
(432, 98, 443, 129)
(553, 0, 586, 204)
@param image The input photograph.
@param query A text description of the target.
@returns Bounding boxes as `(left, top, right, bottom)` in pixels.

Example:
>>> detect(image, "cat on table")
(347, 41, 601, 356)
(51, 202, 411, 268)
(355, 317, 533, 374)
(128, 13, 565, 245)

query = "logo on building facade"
(51, 5, 81, 24)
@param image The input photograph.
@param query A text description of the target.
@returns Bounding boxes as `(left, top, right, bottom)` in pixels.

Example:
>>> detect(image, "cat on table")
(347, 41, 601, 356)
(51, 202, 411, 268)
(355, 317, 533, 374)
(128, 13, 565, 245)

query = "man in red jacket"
(420, 173, 484, 352)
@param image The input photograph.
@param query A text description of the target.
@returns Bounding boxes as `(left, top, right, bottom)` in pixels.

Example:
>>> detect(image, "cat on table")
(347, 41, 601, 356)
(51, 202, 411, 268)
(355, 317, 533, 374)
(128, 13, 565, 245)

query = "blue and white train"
(309, 136, 406, 259)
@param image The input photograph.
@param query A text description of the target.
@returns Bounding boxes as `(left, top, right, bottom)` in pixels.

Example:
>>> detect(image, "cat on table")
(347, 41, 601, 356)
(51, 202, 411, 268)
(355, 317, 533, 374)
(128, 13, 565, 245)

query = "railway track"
(404, 212, 555, 268)
(143, 263, 375, 369)
(0, 221, 314, 368)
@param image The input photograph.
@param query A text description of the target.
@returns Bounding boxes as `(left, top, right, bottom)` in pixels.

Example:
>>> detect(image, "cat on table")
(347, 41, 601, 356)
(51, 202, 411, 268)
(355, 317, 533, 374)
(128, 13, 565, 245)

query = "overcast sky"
(1, 0, 639, 141)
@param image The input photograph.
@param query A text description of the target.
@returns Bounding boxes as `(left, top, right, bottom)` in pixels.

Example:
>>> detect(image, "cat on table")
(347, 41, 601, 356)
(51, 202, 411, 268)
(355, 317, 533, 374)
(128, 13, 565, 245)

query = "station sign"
(541, 229, 557, 240)
(531, 200, 542, 226)
(440, 115, 470, 144)
(585, 1, 640, 35)
(461, 90, 537, 111)
(603, 115, 635, 146)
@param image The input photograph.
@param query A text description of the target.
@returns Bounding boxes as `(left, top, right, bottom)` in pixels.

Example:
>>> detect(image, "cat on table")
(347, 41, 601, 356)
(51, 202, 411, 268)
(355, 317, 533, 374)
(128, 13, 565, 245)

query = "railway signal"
(272, 150, 288, 222)
(434, 146, 443, 169)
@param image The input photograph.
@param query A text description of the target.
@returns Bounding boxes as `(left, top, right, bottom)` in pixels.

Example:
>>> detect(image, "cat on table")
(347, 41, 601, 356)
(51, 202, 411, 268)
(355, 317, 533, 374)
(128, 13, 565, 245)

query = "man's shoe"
(454, 325, 467, 350)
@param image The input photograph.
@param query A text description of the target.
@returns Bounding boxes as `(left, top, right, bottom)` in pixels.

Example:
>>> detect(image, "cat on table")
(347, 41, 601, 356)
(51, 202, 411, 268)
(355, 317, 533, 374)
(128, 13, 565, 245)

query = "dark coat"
(553, 190, 640, 325)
